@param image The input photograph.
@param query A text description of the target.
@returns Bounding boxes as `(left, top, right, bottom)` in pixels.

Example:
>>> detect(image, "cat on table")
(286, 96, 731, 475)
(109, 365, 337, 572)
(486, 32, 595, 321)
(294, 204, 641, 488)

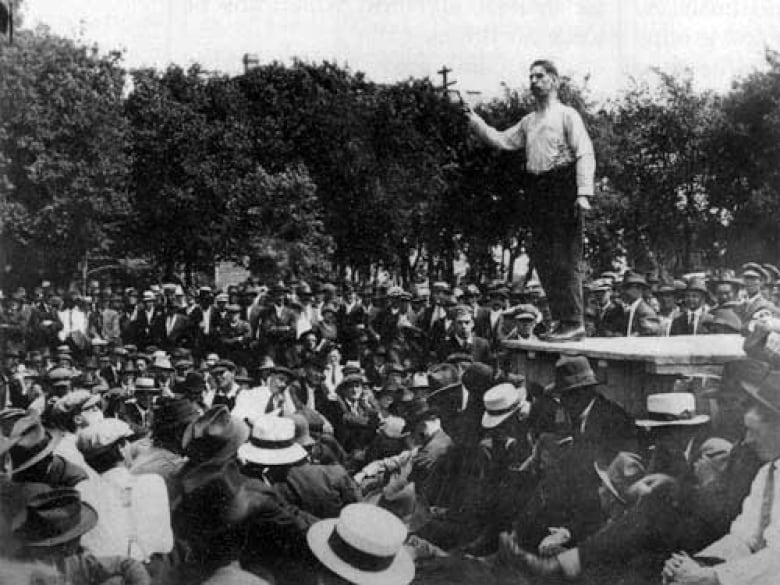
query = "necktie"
(688, 312, 695, 334)
(754, 462, 776, 551)
(331, 367, 336, 386)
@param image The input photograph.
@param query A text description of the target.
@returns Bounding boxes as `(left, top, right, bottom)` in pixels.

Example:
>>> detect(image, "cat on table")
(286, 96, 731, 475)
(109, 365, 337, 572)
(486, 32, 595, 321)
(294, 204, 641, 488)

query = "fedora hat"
(238, 415, 307, 466)
(739, 369, 780, 416)
(13, 488, 98, 548)
(183, 405, 251, 464)
(686, 276, 708, 294)
(594, 452, 646, 504)
(307, 503, 414, 585)
(152, 398, 200, 434)
(482, 383, 528, 429)
(552, 355, 598, 393)
(2, 415, 61, 476)
(426, 363, 460, 398)
(620, 271, 649, 288)
(635, 393, 710, 427)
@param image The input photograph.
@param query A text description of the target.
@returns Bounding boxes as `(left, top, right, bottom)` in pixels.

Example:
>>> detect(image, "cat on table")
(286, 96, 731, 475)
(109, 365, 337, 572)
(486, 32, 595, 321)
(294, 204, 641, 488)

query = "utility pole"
(437, 65, 455, 91)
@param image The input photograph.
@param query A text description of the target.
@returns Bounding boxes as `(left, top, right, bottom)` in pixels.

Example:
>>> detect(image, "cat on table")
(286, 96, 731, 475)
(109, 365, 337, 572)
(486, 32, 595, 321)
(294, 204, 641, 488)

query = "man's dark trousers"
(526, 164, 584, 326)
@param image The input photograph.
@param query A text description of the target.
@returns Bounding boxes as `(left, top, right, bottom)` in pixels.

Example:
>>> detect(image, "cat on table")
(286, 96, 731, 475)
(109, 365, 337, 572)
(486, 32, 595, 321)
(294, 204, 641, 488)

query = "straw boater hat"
(13, 488, 98, 548)
(482, 383, 528, 429)
(307, 503, 415, 585)
(635, 393, 710, 428)
(238, 415, 307, 466)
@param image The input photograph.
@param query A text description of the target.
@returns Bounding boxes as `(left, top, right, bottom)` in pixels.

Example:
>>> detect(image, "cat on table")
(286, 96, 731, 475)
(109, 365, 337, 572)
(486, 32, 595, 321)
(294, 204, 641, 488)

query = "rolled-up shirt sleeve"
(467, 112, 525, 151)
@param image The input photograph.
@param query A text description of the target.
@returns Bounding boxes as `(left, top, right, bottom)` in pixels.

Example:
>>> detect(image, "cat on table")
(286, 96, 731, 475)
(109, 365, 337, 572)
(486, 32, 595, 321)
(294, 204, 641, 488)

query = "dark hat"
(234, 367, 252, 384)
(552, 355, 598, 393)
(270, 366, 297, 380)
(739, 369, 780, 416)
(152, 398, 200, 433)
(182, 405, 251, 464)
(13, 488, 98, 547)
(461, 363, 496, 399)
(686, 276, 708, 294)
(656, 278, 677, 294)
(3, 415, 60, 476)
(445, 352, 474, 365)
(620, 271, 649, 288)
(405, 400, 440, 426)
(179, 371, 207, 398)
(594, 452, 647, 505)
(763, 264, 780, 283)
(427, 364, 460, 397)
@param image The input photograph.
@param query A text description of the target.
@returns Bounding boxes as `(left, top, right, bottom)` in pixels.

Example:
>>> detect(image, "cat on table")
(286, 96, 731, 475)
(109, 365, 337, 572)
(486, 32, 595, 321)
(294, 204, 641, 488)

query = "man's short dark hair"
(530, 59, 559, 78)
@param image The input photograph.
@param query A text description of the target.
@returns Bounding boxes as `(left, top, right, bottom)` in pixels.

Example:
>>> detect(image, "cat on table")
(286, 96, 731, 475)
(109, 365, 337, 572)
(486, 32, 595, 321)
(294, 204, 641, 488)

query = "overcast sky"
(22, 0, 780, 101)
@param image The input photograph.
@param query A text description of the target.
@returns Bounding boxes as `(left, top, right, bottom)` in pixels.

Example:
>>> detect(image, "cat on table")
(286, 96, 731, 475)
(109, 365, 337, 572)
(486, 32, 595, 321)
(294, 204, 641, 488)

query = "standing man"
(460, 60, 595, 341)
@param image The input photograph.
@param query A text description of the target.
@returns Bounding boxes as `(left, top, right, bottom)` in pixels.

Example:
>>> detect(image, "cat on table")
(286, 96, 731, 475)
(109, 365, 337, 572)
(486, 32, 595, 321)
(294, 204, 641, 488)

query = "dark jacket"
(435, 334, 492, 364)
(277, 461, 361, 519)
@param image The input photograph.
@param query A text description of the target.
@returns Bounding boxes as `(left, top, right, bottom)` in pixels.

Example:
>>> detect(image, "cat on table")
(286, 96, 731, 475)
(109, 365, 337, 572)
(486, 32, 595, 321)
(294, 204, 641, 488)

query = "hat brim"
(553, 376, 599, 393)
(14, 501, 98, 548)
(481, 405, 521, 429)
(237, 442, 307, 466)
(740, 380, 780, 416)
(307, 519, 415, 585)
(594, 461, 625, 504)
(11, 433, 61, 476)
(635, 415, 710, 428)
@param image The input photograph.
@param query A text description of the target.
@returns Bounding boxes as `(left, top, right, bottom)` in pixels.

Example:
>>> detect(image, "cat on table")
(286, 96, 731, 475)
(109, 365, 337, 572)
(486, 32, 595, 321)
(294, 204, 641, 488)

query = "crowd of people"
(1, 260, 780, 584)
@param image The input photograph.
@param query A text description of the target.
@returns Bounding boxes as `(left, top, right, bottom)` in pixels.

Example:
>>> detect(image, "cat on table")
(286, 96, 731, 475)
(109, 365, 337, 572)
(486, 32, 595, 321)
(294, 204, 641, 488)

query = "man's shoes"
(545, 324, 585, 342)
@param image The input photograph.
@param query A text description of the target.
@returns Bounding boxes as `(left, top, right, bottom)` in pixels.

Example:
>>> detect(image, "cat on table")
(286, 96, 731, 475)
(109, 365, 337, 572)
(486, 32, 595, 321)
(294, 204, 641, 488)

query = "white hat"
(142, 291, 155, 301)
(307, 503, 414, 585)
(378, 416, 408, 439)
(77, 418, 133, 455)
(482, 383, 527, 429)
(238, 415, 307, 466)
(635, 393, 710, 428)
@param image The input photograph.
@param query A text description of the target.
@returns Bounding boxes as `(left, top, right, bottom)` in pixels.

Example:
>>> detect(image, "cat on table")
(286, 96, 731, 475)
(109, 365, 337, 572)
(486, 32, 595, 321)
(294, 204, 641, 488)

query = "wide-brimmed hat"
(685, 276, 708, 295)
(619, 271, 649, 288)
(552, 355, 598, 393)
(739, 369, 780, 416)
(152, 398, 201, 434)
(461, 363, 495, 399)
(2, 415, 61, 476)
(426, 363, 460, 398)
(635, 393, 710, 427)
(594, 452, 646, 504)
(13, 488, 98, 548)
(307, 503, 414, 585)
(482, 383, 528, 429)
(182, 405, 251, 464)
(238, 415, 307, 466)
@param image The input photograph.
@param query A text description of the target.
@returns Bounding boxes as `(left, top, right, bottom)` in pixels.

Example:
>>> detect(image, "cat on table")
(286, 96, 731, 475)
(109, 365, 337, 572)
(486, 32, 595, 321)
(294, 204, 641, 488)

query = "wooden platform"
(503, 335, 745, 416)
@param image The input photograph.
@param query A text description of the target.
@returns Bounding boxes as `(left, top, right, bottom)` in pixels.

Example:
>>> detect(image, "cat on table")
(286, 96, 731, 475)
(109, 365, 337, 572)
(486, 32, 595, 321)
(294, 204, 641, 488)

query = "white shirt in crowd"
(697, 460, 780, 585)
(57, 307, 88, 341)
(77, 466, 173, 562)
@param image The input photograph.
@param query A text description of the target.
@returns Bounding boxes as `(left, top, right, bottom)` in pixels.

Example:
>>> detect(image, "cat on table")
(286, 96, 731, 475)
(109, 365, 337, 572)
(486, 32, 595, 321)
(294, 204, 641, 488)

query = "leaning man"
(461, 59, 595, 342)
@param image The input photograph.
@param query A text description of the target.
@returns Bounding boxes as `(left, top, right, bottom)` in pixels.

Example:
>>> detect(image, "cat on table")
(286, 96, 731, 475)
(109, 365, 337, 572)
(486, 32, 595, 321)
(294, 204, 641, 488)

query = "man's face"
(489, 295, 504, 311)
(453, 315, 474, 339)
(272, 293, 285, 307)
(302, 333, 317, 350)
(344, 381, 362, 402)
(715, 284, 736, 305)
(621, 284, 642, 303)
(529, 65, 556, 99)
(269, 373, 290, 394)
(143, 299, 155, 311)
(658, 292, 677, 312)
(517, 320, 535, 338)
(304, 366, 323, 385)
(75, 403, 104, 428)
(744, 276, 762, 296)
(744, 406, 780, 462)
(684, 291, 705, 311)
(216, 369, 234, 390)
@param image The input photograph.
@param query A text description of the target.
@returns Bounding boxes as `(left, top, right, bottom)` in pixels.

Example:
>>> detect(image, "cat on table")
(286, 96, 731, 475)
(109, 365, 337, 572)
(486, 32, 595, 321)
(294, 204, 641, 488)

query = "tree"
(0, 27, 130, 287)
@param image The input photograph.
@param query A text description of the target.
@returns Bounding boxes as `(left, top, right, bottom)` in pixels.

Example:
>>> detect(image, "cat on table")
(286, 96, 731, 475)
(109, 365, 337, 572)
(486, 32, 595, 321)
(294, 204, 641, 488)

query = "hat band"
(486, 401, 521, 417)
(328, 528, 395, 572)
(249, 437, 295, 450)
(646, 409, 696, 422)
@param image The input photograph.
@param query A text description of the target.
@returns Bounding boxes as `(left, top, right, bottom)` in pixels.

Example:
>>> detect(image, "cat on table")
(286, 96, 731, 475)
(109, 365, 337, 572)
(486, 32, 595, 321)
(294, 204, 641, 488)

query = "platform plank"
(503, 334, 744, 365)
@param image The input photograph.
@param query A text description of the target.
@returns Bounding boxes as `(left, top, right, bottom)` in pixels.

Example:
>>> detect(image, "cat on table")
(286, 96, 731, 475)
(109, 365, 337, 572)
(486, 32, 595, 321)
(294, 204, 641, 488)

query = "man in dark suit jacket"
(614, 272, 660, 336)
(670, 276, 709, 336)
(260, 284, 298, 366)
(474, 285, 508, 351)
(132, 291, 161, 349)
(158, 303, 192, 350)
(514, 355, 638, 549)
(436, 305, 492, 364)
